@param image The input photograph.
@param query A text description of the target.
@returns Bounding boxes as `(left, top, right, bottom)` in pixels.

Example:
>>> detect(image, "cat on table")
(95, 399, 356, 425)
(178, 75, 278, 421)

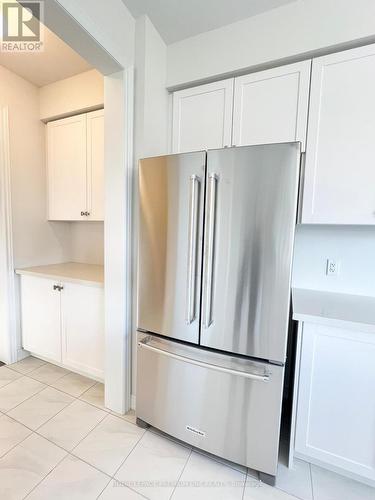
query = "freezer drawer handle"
(138, 340, 270, 382)
(186, 174, 200, 324)
(203, 173, 218, 329)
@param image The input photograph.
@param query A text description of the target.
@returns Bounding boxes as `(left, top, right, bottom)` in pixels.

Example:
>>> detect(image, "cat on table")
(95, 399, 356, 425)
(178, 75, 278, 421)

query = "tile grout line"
(34, 400, 107, 455)
(22, 447, 69, 499)
(169, 447, 193, 500)
(0, 416, 33, 460)
(108, 426, 149, 480)
(309, 463, 315, 500)
(1, 377, 48, 415)
(3, 364, 156, 498)
(28, 371, 97, 398)
(6, 358, 47, 376)
(7, 360, 136, 423)
(95, 476, 114, 500)
(241, 468, 248, 500)
(69, 411, 113, 456)
(4, 386, 77, 431)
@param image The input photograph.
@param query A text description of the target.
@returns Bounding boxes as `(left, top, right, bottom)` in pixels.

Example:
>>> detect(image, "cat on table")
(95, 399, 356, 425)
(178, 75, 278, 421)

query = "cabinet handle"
(81, 211, 90, 217)
(53, 284, 63, 292)
(81, 211, 85, 216)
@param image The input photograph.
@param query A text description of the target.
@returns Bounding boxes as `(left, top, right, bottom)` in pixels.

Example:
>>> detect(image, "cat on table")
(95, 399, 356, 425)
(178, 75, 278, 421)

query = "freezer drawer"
(136, 333, 284, 476)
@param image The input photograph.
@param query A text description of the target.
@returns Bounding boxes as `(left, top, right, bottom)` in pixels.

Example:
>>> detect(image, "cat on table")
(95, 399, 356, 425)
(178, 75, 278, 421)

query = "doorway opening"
(0, 1, 133, 414)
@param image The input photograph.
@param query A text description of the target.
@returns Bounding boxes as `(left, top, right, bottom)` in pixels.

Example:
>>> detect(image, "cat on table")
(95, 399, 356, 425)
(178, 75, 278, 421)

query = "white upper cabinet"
(303, 44, 375, 224)
(86, 109, 104, 221)
(47, 110, 104, 221)
(232, 61, 311, 150)
(47, 114, 87, 221)
(172, 79, 234, 153)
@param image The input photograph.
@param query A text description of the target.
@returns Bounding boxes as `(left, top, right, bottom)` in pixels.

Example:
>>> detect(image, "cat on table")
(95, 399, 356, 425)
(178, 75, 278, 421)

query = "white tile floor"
(0, 357, 373, 500)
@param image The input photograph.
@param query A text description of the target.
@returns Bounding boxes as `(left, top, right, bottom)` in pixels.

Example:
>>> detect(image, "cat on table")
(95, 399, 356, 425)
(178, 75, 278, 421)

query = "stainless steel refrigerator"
(136, 143, 301, 483)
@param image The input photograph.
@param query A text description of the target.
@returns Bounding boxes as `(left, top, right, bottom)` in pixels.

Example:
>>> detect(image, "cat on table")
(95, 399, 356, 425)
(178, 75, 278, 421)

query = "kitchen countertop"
(292, 287, 375, 333)
(15, 262, 104, 287)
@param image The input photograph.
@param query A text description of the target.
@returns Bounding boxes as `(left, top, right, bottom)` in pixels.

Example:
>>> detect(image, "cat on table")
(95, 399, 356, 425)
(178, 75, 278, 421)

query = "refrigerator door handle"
(138, 338, 270, 382)
(186, 174, 200, 324)
(203, 173, 218, 329)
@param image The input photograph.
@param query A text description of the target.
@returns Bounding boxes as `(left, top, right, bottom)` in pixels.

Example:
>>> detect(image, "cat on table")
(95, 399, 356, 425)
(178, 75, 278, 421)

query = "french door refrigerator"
(136, 143, 301, 482)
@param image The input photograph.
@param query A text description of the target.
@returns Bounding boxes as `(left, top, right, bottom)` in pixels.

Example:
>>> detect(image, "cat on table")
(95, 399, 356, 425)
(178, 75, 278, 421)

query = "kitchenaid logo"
(1, 1, 44, 52)
(186, 425, 206, 437)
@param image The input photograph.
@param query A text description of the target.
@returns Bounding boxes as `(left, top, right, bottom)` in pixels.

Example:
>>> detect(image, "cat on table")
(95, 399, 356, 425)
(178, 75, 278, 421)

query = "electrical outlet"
(326, 259, 340, 276)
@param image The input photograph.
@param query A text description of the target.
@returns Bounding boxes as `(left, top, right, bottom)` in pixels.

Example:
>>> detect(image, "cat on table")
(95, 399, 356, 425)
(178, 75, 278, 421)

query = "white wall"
(39, 69, 104, 121)
(292, 225, 375, 297)
(135, 16, 169, 159)
(132, 16, 169, 398)
(167, 0, 375, 87)
(69, 222, 104, 265)
(0, 64, 71, 269)
(39, 69, 105, 266)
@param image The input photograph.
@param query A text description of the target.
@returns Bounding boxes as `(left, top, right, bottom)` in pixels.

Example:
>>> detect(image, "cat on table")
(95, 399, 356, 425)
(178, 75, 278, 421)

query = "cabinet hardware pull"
(81, 211, 85, 216)
(53, 284, 63, 292)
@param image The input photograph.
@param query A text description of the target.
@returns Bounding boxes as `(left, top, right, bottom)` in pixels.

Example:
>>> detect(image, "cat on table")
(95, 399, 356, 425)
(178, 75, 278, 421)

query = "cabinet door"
(172, 79, 234, 153)
(21, 276, 61, 363)
(86, 109, 104, 221)
(233, 61, 310, 150)
(62, 282, 104, 379)
(47, 114, 87, 221)
(303, 44, 375, 224)
(295, 323, 375, 482)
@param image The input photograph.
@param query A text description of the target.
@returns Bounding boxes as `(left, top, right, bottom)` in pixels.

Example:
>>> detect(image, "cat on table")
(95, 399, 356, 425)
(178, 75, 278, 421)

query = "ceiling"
(0, 24, 92, 87)
(122, 0, 296, 44)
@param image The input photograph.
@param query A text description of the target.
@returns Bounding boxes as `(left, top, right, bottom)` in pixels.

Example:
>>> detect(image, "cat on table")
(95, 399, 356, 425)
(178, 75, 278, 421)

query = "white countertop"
(15, 262, 104, 287)
(292, 287, 375, 333)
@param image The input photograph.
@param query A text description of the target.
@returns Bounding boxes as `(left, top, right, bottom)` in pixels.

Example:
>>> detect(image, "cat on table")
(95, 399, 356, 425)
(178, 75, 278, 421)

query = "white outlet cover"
(326, 259, 340, 276)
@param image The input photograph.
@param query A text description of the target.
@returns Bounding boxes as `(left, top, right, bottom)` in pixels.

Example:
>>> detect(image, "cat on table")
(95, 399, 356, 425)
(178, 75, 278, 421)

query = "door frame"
(0, 2, 134, 413)
(0, 107, 17, 365)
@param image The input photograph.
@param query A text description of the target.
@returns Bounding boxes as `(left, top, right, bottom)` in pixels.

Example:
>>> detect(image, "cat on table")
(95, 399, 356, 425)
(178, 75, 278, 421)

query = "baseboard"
(294, 452, 375, 488)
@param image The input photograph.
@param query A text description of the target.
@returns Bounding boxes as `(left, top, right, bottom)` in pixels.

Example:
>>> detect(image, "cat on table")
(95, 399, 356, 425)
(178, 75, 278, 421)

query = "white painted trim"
(294, 452, 375, 489)
(44, 0, 123, 74)
(45, 2, 133, 414)
(288, 322, 303, 469)
(104, 67, 134, 414)
(0, 107, 17, 364)
(0, 3, 133, 412)
(131, 394, 136, 410)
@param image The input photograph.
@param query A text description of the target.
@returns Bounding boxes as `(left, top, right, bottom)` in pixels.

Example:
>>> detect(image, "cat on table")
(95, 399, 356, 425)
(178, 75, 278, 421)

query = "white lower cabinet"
(294, 322, 375, 484)
(21, 276, 62, 363)
(62, 282, 104, 379)
(20, 275, 104, 380)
